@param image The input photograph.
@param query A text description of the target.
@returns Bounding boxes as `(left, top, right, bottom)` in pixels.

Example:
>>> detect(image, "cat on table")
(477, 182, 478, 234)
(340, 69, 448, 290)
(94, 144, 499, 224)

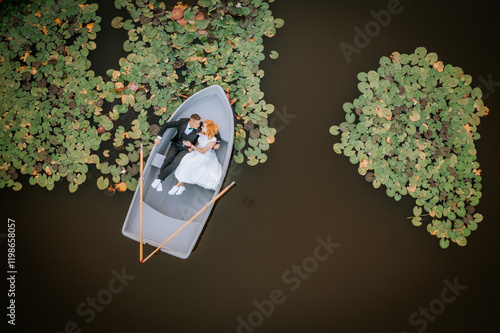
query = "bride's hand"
(183, 140, 192, 147)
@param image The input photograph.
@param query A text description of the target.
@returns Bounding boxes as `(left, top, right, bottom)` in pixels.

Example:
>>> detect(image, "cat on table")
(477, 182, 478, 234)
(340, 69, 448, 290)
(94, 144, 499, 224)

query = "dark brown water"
(2, 0, 500, 332)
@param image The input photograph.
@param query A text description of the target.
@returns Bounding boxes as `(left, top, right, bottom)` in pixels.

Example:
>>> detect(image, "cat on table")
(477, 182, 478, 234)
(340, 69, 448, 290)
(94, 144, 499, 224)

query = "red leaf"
(172, 8, 184, 20)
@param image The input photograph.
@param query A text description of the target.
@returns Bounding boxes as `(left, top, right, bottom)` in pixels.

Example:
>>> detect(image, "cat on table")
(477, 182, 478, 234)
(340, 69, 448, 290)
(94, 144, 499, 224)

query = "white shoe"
(175, 186, 186, 195)
(168, 185, 179, 195)
(151, 178, 161, 189)
(156, 183, 163, 192)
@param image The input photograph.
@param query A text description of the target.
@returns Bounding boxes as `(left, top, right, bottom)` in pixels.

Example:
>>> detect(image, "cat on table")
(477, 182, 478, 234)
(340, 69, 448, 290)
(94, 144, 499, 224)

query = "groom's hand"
(154, 137, 161, 145)
(214, 143, 220, 150)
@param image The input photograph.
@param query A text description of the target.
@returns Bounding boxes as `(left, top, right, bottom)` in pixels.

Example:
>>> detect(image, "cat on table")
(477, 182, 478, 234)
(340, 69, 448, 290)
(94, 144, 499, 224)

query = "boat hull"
(122, 85, 234, 259)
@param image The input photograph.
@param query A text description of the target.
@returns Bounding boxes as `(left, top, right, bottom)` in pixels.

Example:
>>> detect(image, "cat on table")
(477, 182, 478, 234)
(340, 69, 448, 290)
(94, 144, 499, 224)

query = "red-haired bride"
(167, 119, 222, 195)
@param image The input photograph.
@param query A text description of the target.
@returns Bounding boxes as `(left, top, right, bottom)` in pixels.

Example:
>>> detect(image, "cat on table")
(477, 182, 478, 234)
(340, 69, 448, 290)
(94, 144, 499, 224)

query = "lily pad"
(112, 16, 124, 29)
(439, 238, 449, 249)
(97, 176, 109, 190)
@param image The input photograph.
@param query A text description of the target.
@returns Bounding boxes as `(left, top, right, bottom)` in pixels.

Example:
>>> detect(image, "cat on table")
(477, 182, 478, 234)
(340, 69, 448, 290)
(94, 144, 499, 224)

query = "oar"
(139, 143, 144, 262)
(141, 181, 236, 263)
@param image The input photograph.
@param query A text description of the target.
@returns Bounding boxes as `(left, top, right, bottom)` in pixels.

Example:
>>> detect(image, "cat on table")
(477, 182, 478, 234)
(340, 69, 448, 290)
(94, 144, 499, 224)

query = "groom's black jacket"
(158, 118, 221, 150)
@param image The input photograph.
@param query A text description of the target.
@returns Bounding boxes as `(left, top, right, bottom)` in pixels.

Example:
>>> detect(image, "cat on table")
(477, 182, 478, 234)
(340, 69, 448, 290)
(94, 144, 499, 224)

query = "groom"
(151, 113, 220, 192)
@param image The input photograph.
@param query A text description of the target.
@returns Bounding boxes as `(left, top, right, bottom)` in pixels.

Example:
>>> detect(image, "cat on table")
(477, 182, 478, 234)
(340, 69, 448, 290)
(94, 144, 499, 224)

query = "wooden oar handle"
(139, 143, 144, 262)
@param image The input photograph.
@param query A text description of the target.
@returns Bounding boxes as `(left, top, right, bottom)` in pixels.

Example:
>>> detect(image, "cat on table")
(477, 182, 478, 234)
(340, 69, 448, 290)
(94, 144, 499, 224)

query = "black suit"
(156, 118, 220, 181)
(159, 118, 200, 149)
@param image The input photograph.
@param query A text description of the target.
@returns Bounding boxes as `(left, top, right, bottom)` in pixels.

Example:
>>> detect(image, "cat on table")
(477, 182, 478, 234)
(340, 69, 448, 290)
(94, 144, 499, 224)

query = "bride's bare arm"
(189, 140, 216, 154)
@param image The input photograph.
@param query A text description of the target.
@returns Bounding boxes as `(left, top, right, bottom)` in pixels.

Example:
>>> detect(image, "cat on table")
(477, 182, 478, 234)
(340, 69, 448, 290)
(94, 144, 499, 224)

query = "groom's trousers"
(157, 145, 188, 181)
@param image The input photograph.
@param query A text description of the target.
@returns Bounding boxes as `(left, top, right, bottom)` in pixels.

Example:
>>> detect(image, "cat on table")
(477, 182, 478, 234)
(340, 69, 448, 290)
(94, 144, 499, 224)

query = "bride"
(168, 119, 222, 195)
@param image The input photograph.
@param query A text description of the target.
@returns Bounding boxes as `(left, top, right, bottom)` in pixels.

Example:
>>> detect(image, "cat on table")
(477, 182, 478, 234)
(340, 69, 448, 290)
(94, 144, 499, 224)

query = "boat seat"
(151, 153, 165, 168)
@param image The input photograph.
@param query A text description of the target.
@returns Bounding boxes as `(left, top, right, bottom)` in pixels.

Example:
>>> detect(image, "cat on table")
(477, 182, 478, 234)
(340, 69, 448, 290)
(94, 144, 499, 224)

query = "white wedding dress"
(174, 135, 222, 191)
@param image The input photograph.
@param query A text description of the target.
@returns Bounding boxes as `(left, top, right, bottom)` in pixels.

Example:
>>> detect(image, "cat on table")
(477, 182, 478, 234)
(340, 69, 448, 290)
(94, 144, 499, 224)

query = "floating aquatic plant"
(0, 0, 103, 192)
(330, 47, 488, 248)
(104, 0, 283, 182)
(0, 0, 283, 194)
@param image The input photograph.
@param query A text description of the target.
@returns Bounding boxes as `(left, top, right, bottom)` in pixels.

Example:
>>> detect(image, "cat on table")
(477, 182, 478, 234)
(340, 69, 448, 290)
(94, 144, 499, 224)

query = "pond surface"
(2, 0, 500, 332)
